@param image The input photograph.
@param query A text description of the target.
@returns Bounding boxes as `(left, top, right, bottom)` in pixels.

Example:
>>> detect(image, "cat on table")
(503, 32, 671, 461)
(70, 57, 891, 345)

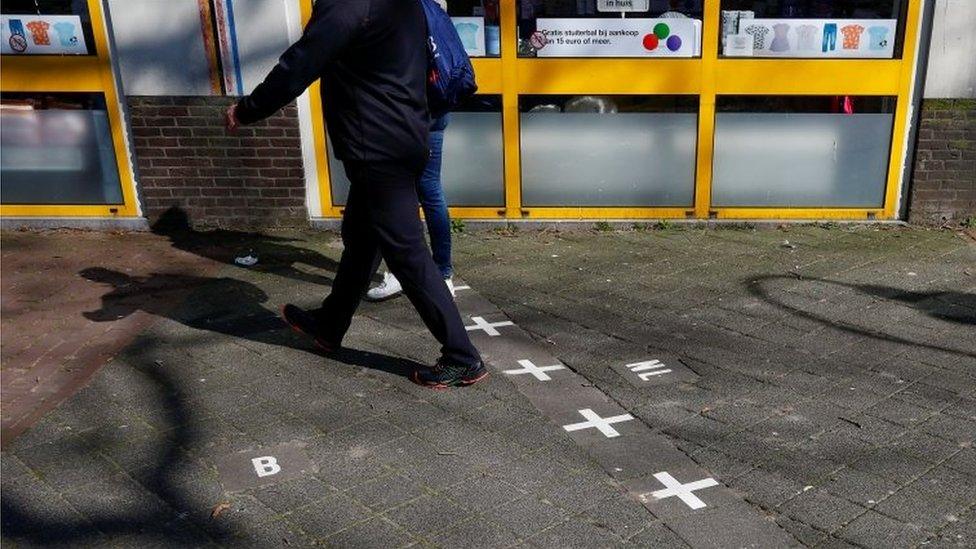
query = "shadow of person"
(150, 206, 341, 286)
(79, 267, 422, 380)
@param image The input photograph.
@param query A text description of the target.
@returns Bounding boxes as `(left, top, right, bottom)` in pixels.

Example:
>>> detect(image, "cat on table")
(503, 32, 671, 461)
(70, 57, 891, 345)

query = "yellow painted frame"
(0, 0, 140, 218)
(301, 0, 923, 221)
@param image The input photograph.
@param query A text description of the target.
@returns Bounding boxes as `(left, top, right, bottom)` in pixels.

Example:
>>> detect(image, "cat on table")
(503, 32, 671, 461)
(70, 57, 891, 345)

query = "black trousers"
(317, 160, 481, 367)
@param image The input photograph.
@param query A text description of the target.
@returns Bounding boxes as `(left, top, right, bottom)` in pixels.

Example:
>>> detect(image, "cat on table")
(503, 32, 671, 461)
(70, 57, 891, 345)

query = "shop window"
(330, 95, 504, 207)
(1, 0, 98, 56)
(0, 92, 124, 205)
(712, 95, 895, 208)
(446, 0, 501, 57)
(719, 0, 907, 59)
(520, 95, 698, 207)
(517, 0, 703, 58)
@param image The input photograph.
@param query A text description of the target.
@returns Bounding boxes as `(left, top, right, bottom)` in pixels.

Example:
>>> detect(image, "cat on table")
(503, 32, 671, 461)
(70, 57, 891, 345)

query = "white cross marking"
(503, 359, 566, 381)
(453, 284, 471, 292)
(649, 471, 720, 510)
(465, 316, 514, 336)
(562, 408, 634, 438)
(626, 360, 673, 381)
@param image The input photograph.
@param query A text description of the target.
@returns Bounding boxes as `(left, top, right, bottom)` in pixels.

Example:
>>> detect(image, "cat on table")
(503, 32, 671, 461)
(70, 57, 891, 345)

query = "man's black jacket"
(235, 0, 430, 163)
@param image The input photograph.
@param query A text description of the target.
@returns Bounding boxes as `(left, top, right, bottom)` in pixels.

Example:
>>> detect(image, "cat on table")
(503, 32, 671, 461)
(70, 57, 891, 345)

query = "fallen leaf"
(210, 502, 231, 520)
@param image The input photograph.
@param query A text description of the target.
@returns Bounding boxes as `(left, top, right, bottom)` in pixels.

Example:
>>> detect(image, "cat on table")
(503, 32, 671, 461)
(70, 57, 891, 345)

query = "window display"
(1, 93, 124, 205)
(330, 96, 504, 207)
(518, 0, 703, 57)
(1, 0, 97, 56)
(520, 95, 698, 207)
(719, 1, 906, 58)
(712, 96, 896, 208)
(445, 0, 500, 57)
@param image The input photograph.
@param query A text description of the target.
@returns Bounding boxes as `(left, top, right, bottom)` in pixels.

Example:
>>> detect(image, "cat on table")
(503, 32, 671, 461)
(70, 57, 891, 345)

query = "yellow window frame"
(302, 0, 924, 221)
(0, 0, 139, 218)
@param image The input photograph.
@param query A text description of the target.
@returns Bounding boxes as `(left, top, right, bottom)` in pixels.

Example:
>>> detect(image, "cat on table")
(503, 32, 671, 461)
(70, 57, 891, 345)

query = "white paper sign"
(597, 0, 649, 13)
(534, 18, 698, 58)
(1, 15, 88, 55)
(728, 18, 896, 59)
(451, 17, 485, 57)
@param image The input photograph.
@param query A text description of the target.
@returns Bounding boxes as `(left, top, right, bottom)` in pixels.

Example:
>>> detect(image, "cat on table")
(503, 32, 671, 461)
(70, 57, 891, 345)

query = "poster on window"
(725, 18, 897, 59)
(1, 15, 88, 55)
(451, 17, 486, 57)
(533, 18, 698, 57)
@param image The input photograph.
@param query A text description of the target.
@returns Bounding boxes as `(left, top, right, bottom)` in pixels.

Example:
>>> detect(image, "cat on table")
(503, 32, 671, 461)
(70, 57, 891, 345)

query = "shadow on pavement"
(1, 355, 230, 545)
(151, 206, 341, 286)
(78, 267, 422, 380)
(747, 274, 976, 359)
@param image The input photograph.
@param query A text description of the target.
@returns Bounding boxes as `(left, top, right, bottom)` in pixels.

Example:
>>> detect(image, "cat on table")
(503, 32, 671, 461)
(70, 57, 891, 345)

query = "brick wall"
(128, 97, 308, 229)
(909, 99, 976, 226)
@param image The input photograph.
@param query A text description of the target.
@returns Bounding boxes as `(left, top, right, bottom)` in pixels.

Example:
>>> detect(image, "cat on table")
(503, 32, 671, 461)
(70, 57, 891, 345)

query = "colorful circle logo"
(643, 23, 682, 52)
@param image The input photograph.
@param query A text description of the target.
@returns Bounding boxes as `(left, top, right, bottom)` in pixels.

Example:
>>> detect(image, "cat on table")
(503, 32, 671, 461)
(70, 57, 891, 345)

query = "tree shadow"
(150, 206, 341, 286)
(1, 346, 231, 545)
(2, 267, 427, 545)
(746, 274, 976, 359)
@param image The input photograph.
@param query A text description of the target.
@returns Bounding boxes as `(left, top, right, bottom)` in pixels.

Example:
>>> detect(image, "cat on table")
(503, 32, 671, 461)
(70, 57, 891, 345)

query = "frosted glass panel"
(520, 113, 697, 207)
(712, 113, 893, 207)
(1, 104, 123, 204)
(330, 111, 504, 206)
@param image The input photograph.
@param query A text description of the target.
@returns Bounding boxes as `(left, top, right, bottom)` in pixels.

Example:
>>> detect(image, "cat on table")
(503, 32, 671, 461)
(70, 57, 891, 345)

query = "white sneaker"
(366, 271, 403, 301)
(446, 277, 456, 298)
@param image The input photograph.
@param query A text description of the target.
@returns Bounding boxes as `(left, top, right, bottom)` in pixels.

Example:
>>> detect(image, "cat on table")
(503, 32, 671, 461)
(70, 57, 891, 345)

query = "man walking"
(226, 0, 486, 388)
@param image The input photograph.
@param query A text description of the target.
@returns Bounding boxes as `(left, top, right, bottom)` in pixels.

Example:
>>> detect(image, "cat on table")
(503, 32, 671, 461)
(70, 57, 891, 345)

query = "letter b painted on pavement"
(252, 456, 281, 478)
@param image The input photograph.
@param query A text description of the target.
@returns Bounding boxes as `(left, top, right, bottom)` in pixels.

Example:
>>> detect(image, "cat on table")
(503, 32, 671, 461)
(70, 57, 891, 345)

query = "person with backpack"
(367, 0, 467, 303)
(226, 0, 485, 388)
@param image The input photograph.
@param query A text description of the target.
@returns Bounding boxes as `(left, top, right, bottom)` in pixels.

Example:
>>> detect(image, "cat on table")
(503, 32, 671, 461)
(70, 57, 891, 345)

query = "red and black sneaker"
(281, 304, 338, 353)
(412, 359, 488, 389)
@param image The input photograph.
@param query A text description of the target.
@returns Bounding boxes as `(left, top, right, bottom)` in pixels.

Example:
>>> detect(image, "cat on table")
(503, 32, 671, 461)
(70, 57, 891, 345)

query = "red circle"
(642, 34, 659, 51)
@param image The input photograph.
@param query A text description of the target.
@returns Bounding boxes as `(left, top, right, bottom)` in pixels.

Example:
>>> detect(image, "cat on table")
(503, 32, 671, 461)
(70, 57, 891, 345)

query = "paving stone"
(253, 476, 335, 513)
(350, 473, 427, 513)
(663, 503, 802, 549)
(383, 493, 474, 537)
(579, 494, 659, 542)
(777, 488, 867, 533)
(442, 474, 527, 513)
(434, 516, 522, 549)
(819, 467, 902, 507)
(322, 515, 416, 548)
(625, 520, 691, 546)
(627, 464, 742, 520)
(284, 490, 374, 539)
(873, 483, 968, 532)
(836, 510, 931, 548)
(729, 467, 805, 510)
(485, 495, 573, 538)
(523, 515, 629, 548)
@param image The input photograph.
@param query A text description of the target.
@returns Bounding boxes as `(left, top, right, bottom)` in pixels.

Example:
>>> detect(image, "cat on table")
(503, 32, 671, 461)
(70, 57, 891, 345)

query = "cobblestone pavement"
(1, 225, 974, 548)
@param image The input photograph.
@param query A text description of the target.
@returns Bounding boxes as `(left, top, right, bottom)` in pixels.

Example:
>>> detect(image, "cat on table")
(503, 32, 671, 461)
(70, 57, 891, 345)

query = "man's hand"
(225, 103, 241, 133)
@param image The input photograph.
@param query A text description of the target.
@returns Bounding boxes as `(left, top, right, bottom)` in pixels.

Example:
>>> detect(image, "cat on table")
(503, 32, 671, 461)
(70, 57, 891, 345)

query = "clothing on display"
(25, 20, 51, 45)
(53, 22, 77, 47)
(822, 23, 837, 52)
(867, 25, 889, 50)
(841, 24, 864, 50)
(454, 22, 479, 51)
(796, 24, 819, 51)
(769, 23, 790, 52)
(744, 24, 769, 50)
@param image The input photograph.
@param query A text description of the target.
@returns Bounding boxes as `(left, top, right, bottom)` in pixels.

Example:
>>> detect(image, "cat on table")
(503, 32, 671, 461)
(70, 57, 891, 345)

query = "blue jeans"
(419, 115, 452, 279)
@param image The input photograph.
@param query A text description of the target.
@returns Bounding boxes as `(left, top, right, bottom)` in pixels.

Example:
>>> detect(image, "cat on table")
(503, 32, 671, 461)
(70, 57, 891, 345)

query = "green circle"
(654, 23, 670, 39)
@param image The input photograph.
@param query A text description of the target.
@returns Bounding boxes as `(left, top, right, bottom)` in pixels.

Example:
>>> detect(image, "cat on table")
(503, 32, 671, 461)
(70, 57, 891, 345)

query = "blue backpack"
(420, 0, 478, 117)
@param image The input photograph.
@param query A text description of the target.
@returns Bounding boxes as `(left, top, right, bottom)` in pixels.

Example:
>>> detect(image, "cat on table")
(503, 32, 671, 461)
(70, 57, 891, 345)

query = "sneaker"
(413, 359, 489, 389)
(365, 271, 403, 301)
(281, 304, 338, 353)
(445, 277, 456, 298)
